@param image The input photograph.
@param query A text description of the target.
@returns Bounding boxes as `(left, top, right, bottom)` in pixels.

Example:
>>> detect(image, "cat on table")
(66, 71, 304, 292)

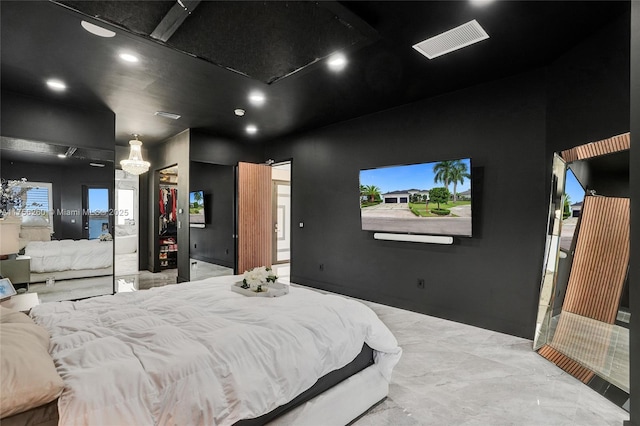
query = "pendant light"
(120, 135, 150, 175)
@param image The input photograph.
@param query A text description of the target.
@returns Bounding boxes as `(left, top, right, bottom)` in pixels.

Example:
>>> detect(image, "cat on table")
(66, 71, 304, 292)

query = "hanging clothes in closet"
(159, 186, 177, 235)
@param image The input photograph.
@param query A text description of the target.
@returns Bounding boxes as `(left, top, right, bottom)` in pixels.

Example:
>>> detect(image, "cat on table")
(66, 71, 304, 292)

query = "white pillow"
(0, 308, 64, 418)
(20, 215, 49, 227)
(19, 227, 51, 243)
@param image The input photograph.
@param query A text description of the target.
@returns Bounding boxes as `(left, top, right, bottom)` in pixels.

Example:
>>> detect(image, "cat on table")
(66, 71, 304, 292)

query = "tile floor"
(351, 299, 629, 426)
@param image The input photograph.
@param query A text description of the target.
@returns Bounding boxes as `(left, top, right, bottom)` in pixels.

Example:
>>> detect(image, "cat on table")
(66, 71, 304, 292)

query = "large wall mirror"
(535, 133, 630, 410)
(0, 136, 115, 302)
(188, 161, 236, 280)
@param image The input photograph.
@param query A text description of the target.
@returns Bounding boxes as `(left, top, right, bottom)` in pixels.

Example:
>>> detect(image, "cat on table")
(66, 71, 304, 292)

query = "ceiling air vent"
(412, 19, 489, 60)
(155, 111, 181, 120)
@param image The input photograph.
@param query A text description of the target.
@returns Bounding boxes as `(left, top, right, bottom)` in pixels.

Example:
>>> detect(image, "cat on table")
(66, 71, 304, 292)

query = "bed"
(23, 239, 113, 283)
(0, 275, 402, 425)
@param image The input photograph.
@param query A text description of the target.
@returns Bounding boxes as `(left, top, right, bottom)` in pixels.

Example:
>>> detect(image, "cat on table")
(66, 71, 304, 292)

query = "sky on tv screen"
(190, 191, 204, 204)
(360, 158, 471, 193)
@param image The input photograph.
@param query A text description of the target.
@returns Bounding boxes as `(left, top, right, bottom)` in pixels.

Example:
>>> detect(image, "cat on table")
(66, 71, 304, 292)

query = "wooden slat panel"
(538, 345, 594, 383)
(563, 196, 630, 323)
(560, 147, 579, 163)
(561, 132, 630, 162)
(547, 311, 615, 373)
(237, 162, 273, 274)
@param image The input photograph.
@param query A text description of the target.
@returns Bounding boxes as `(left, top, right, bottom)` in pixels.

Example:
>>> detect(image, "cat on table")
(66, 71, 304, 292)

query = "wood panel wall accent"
(237, 162, 273, 274)
(562, 196, 630, 323)
(560, 132, 630, 163)
(538, 345, 594, 384)
(538, 195, 629, 383)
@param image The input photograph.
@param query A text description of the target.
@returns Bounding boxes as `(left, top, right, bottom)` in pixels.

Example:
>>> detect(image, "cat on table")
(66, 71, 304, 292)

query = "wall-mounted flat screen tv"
(359, 158, 472, 237)
(189, 190, 206, 224)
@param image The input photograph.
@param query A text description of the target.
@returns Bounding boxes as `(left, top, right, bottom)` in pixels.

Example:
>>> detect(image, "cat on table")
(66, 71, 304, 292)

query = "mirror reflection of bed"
(1, 137, 116, 303)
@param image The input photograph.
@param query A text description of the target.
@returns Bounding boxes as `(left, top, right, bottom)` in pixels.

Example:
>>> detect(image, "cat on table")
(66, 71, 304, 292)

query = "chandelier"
(120, 135, 150, 175)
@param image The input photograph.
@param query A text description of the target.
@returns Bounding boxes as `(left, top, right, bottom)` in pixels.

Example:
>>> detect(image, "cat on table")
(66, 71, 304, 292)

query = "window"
(17, 182, 53, 232)
(116, 189, 135, 225)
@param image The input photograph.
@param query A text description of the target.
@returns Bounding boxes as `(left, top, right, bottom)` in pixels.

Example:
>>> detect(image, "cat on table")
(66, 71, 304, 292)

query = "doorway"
(271, 161, 291, 280)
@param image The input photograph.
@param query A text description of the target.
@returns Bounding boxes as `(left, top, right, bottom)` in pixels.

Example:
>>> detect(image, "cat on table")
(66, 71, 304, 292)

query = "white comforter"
(30, 275, 402, 425)
(25, 239, 112, 273)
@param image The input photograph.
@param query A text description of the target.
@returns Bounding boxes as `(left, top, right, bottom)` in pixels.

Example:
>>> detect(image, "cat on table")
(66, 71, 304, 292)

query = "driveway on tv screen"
(361, 203, 471, 236)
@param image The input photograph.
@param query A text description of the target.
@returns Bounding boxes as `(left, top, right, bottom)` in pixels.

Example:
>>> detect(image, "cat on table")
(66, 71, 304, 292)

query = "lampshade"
(0, 217, 21, 257)
(120, 136, 150, 175)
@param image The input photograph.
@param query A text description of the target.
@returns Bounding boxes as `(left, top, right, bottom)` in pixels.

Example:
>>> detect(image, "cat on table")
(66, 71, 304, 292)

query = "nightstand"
(0, 255, 31, 292)
(0, 292, 40, 313)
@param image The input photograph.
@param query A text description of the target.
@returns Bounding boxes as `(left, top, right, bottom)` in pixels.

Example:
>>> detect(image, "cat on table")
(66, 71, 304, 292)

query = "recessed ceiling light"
(57, 154, 66, 159)
(246, 125, 258, 134)
(248, 91, 266, 106)
(412, 19, 489, 60)
(327, 53, 348, 72)
(234, 108, 246, 117)
(119, 53, 139, 63)
(89, 163, 106, 167)
(81, 21, 116, 38)
(46, 79, 67, 91)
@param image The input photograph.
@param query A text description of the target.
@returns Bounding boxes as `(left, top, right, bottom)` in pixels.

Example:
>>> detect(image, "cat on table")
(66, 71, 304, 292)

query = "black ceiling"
(0, 1, 629, 148)
(57, 1, 376, 84)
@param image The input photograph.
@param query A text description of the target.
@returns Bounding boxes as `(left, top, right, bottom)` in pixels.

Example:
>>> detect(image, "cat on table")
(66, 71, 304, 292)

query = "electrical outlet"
(319, 264, 324, 271)
(417, 278, 425, 289)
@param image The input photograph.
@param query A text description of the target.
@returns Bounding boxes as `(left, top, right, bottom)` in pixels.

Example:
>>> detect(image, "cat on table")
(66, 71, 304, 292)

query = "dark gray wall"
(546, 13, 630, 154)
(0, 90, 115, 150)
(1, 159, 114, 239)
(189, 161, 235, 269)
(628, 2, 639, 425)
(263, 10, 632, 340)
(189, 129, 263, 165)
(267, 70, 548, 339)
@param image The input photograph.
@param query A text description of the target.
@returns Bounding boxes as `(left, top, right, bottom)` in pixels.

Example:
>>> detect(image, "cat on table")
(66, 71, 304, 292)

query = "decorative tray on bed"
(231, 281, 289, 297)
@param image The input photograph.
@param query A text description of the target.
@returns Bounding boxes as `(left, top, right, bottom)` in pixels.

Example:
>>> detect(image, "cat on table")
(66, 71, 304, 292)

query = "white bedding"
(29, 275, 402, 425)
(24, 239, 113, 273)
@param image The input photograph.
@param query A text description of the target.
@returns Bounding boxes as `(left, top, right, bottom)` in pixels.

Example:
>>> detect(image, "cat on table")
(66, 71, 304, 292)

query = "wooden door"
(237, 162, 272, 273)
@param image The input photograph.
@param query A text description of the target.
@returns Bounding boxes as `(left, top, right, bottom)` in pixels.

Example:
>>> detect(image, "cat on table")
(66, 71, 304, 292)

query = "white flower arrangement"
(99, 233, 113, 241)
(241, 266, 278, 292)
(1, 178, 35, 218)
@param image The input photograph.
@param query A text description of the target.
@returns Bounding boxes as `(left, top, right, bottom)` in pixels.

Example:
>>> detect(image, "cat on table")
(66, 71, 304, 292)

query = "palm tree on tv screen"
(192, 191, 203, 210)
(433, 160, 455, 193)
(450, 161, 470, 203)
(363, 185, 381, 203)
